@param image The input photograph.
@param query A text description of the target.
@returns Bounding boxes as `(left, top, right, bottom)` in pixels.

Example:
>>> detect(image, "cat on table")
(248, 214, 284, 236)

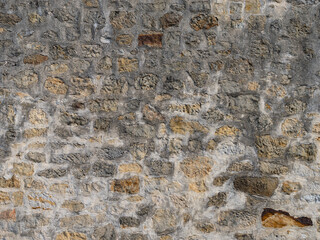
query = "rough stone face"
(207, 192, 227, 208)
(180, 156, 212, 178)
(56, 231, 87, 240)
(0, 13, 21, 25)
(160, 12, 182, 29)
(217, 209, 256, 228)
(233, 176, 279, 197)
(110, 11, 136, 29)
(118, 58, 138, 73)
(190, 13, 218, 31)
(288, 143, 317, 162)
(110, 176, 140, 194)
(152, 209, 177, 235)
(146, 160, 174, 176)
(261, 208, 312, 228)
(282, 181, 302, 194)
(44, 77, 68, 94)
(138, 33, 163, 48)
(92, 224, 116, 240)
(23, 54, 48, 65)
(255, 135, 288, 159)
(170, 116, 208, 135)
(29, 109, 48, 125)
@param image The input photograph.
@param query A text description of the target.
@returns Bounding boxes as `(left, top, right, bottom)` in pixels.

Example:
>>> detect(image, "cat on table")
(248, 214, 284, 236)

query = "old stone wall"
(0, 0, 320, 239)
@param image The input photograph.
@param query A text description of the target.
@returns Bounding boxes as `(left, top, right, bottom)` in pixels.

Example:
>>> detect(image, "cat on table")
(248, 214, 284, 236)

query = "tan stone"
(110, 176, 140, 194)
(0, 28, 6, 33)
(312, 123, 320, 133)
(143, 105, 164, 123)
(248, 82, 259, 91)
(13, 70, 38, 88)
(0, 191, 10, 204)
(207, 139, 217, 151)
(116, 34, 134, 46)
(0, 209, 16, 221)
(23, 128, 48, 138)
(82, 0, 98, 7)
(28, 142, 46, 149)
(49, 183, 69, 194)
(215, 125, 240, 136)
(0, 176, 20, 188)
(44, 77, 68, 94)
(29, 109, 48, 125)
(255, 135, 288, 159)
(138, 33, 163, 48)
(28, 192, 56, 210)
(245, 0, 261, 14)
(170, 116, 209, 135)
(56, 231, 87, 240)
(118, 58, 138, 73)
(12, 191, 23, 206)
(281, 118, 305, 138)
(180, 156, 212, 178)
(189, 180, 207, 193)
(23, 54, 48, 65)
(266, 85, 286, 98)
(282, 181, 301, 194)
(28, 13, 43, 24)
(13, 163, 34, 176)
(119, 163, 142, 173)
(46, 63, 69, 75)
(62, 200, 84, 212)
(168, 103, 201, 115)
(60, 215, 93, 228)
(24, 178, 45, 190)
(261, 208, 312, 228)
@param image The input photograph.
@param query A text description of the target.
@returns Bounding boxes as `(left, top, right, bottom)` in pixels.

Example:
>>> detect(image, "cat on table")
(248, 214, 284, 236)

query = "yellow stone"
(46, 63, 69, 75)
(44, 77, 68, 95)
(189, 180, 207, 193)
(248, 81, 259, 91)
(119, 163, 142, 173)
(23, 128, 47, 138)
(312, 123, 320, 133)
(267, 85, 286, 98)
(62, 200, 84, 212)
(29, 109, 48, 125)
(49, 184, 69, 194)
(281, 118, 305, 138)
(12, 163, 34, 176)
(56, 231, 87, 240)
(0, 191, 10, 204)
(28, 13, 43, 23)
(180, 156, 212, 179)
(118, 58, 138, 73)
(170, 116, 208, 135)
(245, 0, 261, 14)
(215, 125, 240, 136)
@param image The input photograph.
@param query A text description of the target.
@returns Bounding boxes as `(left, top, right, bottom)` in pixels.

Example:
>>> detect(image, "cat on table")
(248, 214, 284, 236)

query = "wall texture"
(0, 0, 320, 239)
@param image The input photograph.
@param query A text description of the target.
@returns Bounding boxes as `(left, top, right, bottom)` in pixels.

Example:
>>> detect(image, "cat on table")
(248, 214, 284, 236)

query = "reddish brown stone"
(262, 208, 312, 228)
(0, 209, 16, 221)
(24, 54, 49, 65)
(138, 33, 163, 48)
(110, 176, 140, 194)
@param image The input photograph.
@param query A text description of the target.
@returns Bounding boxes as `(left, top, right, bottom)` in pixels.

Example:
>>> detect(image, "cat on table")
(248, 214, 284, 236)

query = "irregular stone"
(282, 181, 301, 194)
(261, 208, 312, 228)
(116, 34, 134, 46)
(89, 99, 119, 112)
(44, 77, 68, 95)
(81, 44, 102, 58)
(101, 76, 128, 95)
(194, 221, 215, 233)
(12, 70, 38, 88)
(190, 13, 218, 31)
(0, 13, 21, 25)
(287, 143, 317, 162)
(160, 12, 182, 29)
(24, 177, 45, 190)
(259, 161, 288, 175)
(110, 11, 136, 29)
(83, 0, 99, 8)
(97, 147, 126, 160)
(230, 95, 258, 113)
(37, 168, 68, 178)
(12, 191, 23, 206)
(53, 8, 79, 23)
(119, 216, 140, 228)
(168, 103, 201, 115)
(28, 13, 43, 23)
(92, 224, 116, 240)
(26, 152, 46, 163)
(110, 176, 140, 194)
(12, 163, 34, 176)
(281, 118, 305, 137)
(138, 33, 163, 47)
(163, 76, 184, 92)
(29, 109, 48, 125)
(23, 128, 48, 138)
(56, 231, 87, 240)
(49, 183, 69, 194)
(213, 175, 229, 186)
(51, 153, 89, 165)
(215, 125, 240, 137)
(93, 162, 116, 177)
(285, 99, 306, 115)
(245, 0, 260, 14)
(97, 56, 112, 71)
(120, 233, 148, 240)
(130, 143, 148, 161)
(119, 163, 142, 173)
(255, 135, 288, 159)
(146, 160, 174, 176)
(0, 209, 16, 221)
(217, 209, 256, 228)
(28, 192, 56, 210)
(143, 105, 164, 123)
(180, 156, 212, 178)
(233, 176, 279, 197)
(152, 209, 177, 235)
(60, 112, 88, 126)
(227, 161, 253, 172)
(46, 63, 69, 75)
(170, 116, 208, 135)
(135, 74, 158, 90)
(234, 233, 254, 240)
(23, 54, 48, 65)
(124, 124, 156, 139)
(207, 192, 227, 208)
(202, 108, 224, 122)
(118, 58, 138, 73)
(62, 200, 84, 212)
(60, 215, 93, 228)
(0, 191, 10, 204)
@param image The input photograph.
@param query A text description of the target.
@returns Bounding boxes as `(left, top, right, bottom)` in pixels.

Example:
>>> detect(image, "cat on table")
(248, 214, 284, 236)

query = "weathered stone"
(227, 161, 253, 172)
(23, 54, 48, 65)
(169, 103, 201, 115)
(190, 14, 218, 31)
(29, 109, 48, 125)
(94, 118, 110, 131)
(180, 156, 212, 178)
(110, 11, 136, 29)
(135, 74, 158, 90)
(189, 180, 207, 192)
(194, 221, 215, 233)
(56, 231, 87, 240)
(152, 209, 177, 235)
(116, 34, 134, 46)
(217, 209, 256, 228)
(44, 77, 68, 95)
(143, 105, 164, 123)
(12, 191, 23, 206)
(215, 125, 240, 137)
(51, 153, 89, 165)
(119, 216, 140, 228)
(233, 176, 279, 197)
(101, 76, 128, 95)
(26, 152, 46, 163)
(259, 161, 288, 175)
(119, 163, 142, 173)
(213, 175, 229, 186)
(234, 233, 254, 240)
(285, 99, 306, 115)
(124, 124, 156, 138)
(160, 12, 182, 29)
(81, 44, 102, 58)
(92, 224, 116, 240)
(93, 162, 116, 177)
(261, 208, 312, 228)
(0, 209, 16, 221)
(62, 200, 84, 212)
(23, 128, 48, 138)
(138, 33, 163, 47)
(170, 116, 208, 135)
(110, 176, 140, 194)
(245, 0, 260, 14)
(60, 112, 88, 126)
(0, 13, 21, 25)
(230, 95, 258, 113)
(118, 58, 138, 73)
(97, 56, 112, 71)
(46, 63, 69, 75)
(28, 192, 56, 210)
(288, 143, 317, 162)
(207, 192, 227, 208)
(282, 181, 301, 194)
(0, 175, 20, 188)
(37, 168, 68, 178)
(255, 135, 288, 159)
(12, 70, 38, 88)
(281, 118, 305, 137)
(0, 191, 10, 204)
(146, 160, 174, 176)
(83, 0, 98, 8)
(13, 163, 34, 176)
(60, 215, 93, 228)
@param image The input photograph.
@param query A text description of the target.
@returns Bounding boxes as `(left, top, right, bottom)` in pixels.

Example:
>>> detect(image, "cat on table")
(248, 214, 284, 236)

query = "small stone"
(29, 109, 48, 125)
(207, 139, 217, 151)
(118, 58, 138, 73)
(62, 200, 84, 212)
(180, 156, 212, 178)
(26, 152, 46, 163)
(110, 11, 136, 29)
(190, 13, 218, 31)
(233, 176, 279, 197)
(288, 143, 317, 162)
(37, 168, 68, 178)
(0, 13, 21, 25)
(13, 163, 34, 176)
(215, 125, 240, 136)
(281, 118, 305, 137)
(119, 163, 142, 173)
(152, 209, 177, 235)
(44, 77, 68, 95)
(116, 34, 134, 46)
(261, 208, 312, 228)
(60, 215, 93, 228)
(245, 0, 261, 14)
(110, 176, 140, 194)
(160, 12, 182, 29)
(259, 161, 288, 175)
(170, 116, 209, 135)
(23, 128, 48, 138)
(282, 181, 302, 194)
(207, 192, 227, 208)
(138, 33, 163, 47)
(83, 0, 99, 8)
(28, 13, 43, 23)
(217, 209, 256, 228)
(147, 160, 174, 176)
(255, 135, 288, 159)
(0, 209, 16, 221)
(56, 231, 87, 240)
(119, 216, 140, 228)
(23, 54, 48, 65)
(0, 175, 20, 188)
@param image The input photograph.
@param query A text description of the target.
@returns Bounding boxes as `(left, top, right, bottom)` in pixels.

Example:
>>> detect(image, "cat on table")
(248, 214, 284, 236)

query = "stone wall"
(0, 0, 320, 239)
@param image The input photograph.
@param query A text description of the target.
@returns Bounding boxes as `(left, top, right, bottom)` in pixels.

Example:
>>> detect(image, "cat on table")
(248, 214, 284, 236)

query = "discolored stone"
(124, 124, 156, 139)
(213, 175, 229, 186)
(0, 209, 16, 221)
(118, 58, 138, 72)
(287, 143, 317, 162)
(259, 161, 288, 175)
(82, 0, 98, 8)
(152, 209, 177, 235)
(282, 181, 302, 194)
(97, 56, 112, 71)
(62, 200, 84, 212)
(0, 176, 20, 188)
(143, 105, 164, 123)
(23, 128, 48, 138)
(261, 208, 312, 228)
(217, 209, 256, 228)
(170, 116, 209, 135)
(12, 163, 34, 176)
(227, 161, 253, 172)
(215, 125, 240, 137)
(116, 34, 134, 46)
(92, 224, 116, 240)
(135, 74, 158, 90)
(56, 231, 87, 240)
(60, 215, 93, 228)
(12, 70, 38, 88)
(119, 216, 140, 228)
(194, 221, 216, 233)
(138, 33, 163, 47)
(93, 162, 116, 177)
(60, 112, 88, 126)
(119, 163, 142, 173)
(255, 135, 288, 159)
(44, 77, 68, 95)
(207, 192, 227, 208)
(110, 176, 140, 194)
(245, 0, 261, 14)
(23, 54, 48, 65)
(233, 176, 279, 197)
(110, 11, 136, 29)
(46, 63, 69, 75)
(160, 12, 182, 29)
(190, 13, 218, 31)
(180, 156, 212, 178)
(281, 118, 305, 137)
(0, 13, 21, 25)
(146, 160, 174, 176)
(37, 168, 68, 178)
(89, 99, 119, 112)
(26, 152, 46, 163)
